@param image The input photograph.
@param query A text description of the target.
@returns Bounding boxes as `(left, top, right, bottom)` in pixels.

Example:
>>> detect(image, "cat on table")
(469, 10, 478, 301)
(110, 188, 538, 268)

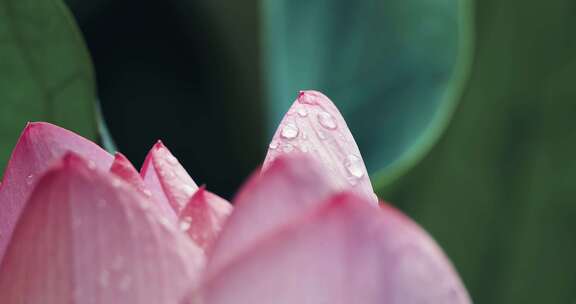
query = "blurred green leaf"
(262, 0, 472, 180)
(382, 0, 576, 303)
(0, 0, 98, 173)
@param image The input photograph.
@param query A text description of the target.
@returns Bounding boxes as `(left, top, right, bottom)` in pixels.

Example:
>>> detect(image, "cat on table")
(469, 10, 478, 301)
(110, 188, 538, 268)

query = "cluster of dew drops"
(268, 93, 365, 186)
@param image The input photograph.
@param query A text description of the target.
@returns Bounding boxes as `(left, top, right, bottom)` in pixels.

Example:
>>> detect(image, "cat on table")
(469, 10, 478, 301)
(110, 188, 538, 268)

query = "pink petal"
(188, 192, 470, 304)
(179, 187, 232, 250)
(0, 122, 113, 263)
(140, 141, 198, 214)
(0, 153, 204, 304)
(110, 152, 149, 195)
(264, 90, 376, 203)
(205, 154, 340, 276)
(110, 152, 176, 222)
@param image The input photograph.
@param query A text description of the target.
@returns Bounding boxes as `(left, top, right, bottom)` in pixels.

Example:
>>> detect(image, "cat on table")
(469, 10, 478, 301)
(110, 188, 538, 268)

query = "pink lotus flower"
(0, 91, 471, 303)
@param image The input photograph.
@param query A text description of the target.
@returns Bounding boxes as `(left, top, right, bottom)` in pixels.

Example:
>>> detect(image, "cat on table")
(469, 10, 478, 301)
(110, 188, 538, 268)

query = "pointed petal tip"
(296, 90, 332, 106)
(153, 140, 166, 149)
(0, 151, 205, 304)
(140, 140, 198, 214)
(265, 89, 375, 203)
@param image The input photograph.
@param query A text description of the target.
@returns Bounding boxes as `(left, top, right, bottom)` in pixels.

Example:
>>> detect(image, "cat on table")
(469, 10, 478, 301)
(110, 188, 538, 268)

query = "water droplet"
(344, 154, 365, 179)
(179, 216, 192, 231)
(316, 130, 327, 140)
(26, 174, 34, 185)
(87, 160, 96, 170)
(280, 123, 299, 140)
(157, 216, 172, 228)
(142, 189, 152, 197)
(269, 141, 279, 150)
(282, 144, 294, 153)
(182, 184, 196, 196)
(346, 176, 359, 186)
(112, 179, 122, 188)
(300, 145, 309, 153)
(317, 111, 337, 130)
(297, 107, 308, 117)
(297, 92, 318, 105)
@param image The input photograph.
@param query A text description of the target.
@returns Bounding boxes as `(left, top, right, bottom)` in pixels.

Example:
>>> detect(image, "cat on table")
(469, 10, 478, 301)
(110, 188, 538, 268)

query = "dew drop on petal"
(317, 111, 337, 130)
(347, 176, 359, 186)
(26, 174, 34, 185)
(297, 107, 308, 117)
(316, 129, 327, 140)
(269, 141, 279, 150)
(344, 154, 365, 179)
(157, 216, 172, 228)
(282, 144, 294, 153)
(87, 160, 97, 170)
(280, 123, 299, 140)
(297, 91, 318, 105)
(112, 179, 123, 188)
(179, 216, 192, 231)
(182, 184, 196, 197)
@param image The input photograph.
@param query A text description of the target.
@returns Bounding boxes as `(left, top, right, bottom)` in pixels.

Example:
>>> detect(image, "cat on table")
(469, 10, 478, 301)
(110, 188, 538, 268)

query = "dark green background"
(1, 0, 575, 302)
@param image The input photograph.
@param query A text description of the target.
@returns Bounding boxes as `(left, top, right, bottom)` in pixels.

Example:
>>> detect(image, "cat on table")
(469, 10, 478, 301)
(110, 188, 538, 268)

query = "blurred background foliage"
(1, 0, 575, 302)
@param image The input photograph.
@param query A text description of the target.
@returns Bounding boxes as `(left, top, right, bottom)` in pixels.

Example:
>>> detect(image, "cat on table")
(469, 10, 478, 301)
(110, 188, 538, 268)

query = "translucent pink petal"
(140, 141, 198, 214)
(0, 122, 113, 262)
(179, 187, 232, 250)
(205, 154, 340, 276)
(110, 152, 176, 222)
(0, 153, 204, 304)
(264, 90, 376, 203)
(187, 192, 470, 304)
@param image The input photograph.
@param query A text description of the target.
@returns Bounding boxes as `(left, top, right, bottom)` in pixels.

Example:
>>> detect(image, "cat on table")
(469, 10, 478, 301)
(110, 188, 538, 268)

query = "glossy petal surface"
(191, 193, 470, 304)
(0, 122, 113, 262)
(179, 187, 232, 250)
(0, 153, 204, 303)
(264, 91, 375, 202)
(206, 155, 339, 276)
(141, 141, 198, 214)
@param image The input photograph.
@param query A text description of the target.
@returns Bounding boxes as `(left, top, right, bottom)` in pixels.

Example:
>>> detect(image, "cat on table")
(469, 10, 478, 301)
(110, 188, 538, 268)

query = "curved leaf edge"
(373, 0, 476, 193)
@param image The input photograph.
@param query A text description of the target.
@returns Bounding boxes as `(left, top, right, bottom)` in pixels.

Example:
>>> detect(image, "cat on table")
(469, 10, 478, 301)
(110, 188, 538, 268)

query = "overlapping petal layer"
(206, 155, 340, 276)
(179, 187, 232, 250)
(189, 192, 470, 304)
(0, 122, 113, 262)
(0, 153, 204, 303)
